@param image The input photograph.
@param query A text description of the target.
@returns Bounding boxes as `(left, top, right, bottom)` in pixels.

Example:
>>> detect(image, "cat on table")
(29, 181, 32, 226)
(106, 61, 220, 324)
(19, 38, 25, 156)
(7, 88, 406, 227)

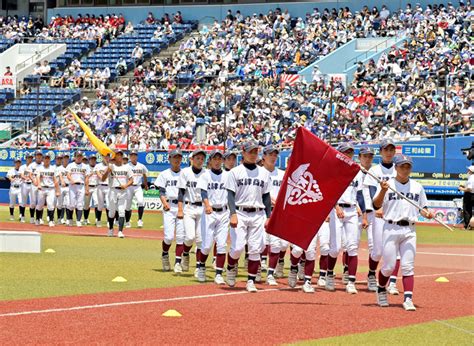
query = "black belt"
(74, 183, 84, 185)
(100, 184, 108, 186)
(169, 199, 178, 204)
(115, 187, 125, 190)
(64, 184, 69, 187)
(238, 207, 263, 213)
(388, 220, 414, 227)
(366, 209, 373, 213)
(212, 206, 227, 212)
(25, 182, 32, 184)
(41, 186, 54, 189)
(89, 185, 97, 187)
(338, 203, 354, 208)
(186, 201, 202, 206)
(13, 185, 20, 188)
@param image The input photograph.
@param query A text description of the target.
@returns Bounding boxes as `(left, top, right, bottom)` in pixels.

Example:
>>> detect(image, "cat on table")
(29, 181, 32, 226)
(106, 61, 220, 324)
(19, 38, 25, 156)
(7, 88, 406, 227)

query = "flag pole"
(361, 167, 454, 232)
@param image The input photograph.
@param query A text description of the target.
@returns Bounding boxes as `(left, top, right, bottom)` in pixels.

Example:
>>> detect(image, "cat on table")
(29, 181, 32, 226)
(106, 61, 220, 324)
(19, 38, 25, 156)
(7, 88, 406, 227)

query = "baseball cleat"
(403, 298, 416, 311)
(20, 217, 25, 223)
(288, 270, 298, 288)
(255, 266, 262, 283)
(30, 217, 35, 224)
(61, 219, 66, 225)
(49, 221, 55, 227)
(346, 281, 358, 294)
(107, 229, 114, 237)
(377, 290, 389, 307)
(260, 259, 268, 272)
(125, 222, 131, 229)
(246, 280, 258, 293)
(388, 282, 399, 295)
(266, 274, 278, 286)
(197, 267, 206, 282)
(226, 267, 237, 287)
(194, 268, 199, 278)
(325, 275, 336, 291)
(39, 219, 44, 225)
(342, 271, 349, 284)
(137, 219, 143, 228)
(76, 221, 82, 227)
(96, 221, 101, 228)
(367, 275, 378, 292)
(35, 219, 40, 226)
(297, 262, 305, 281)
(214, 274, 225, 285)
(118, 231, 125, 238)
(162, 255, 171, 271)
(174, 263, 183, 274)
(181, 256, 190, 272)
(84, 219, 90, 225)
(9, 216, 14, 221)
(317, 276, 326, 287)
(275, 261, 284, 278)
(302, 281, 315, 293)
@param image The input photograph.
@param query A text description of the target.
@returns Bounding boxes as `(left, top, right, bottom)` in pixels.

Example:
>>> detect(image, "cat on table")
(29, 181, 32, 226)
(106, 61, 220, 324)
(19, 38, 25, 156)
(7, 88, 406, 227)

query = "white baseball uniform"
(376, 178, 427, 278)
(7, 167, 23, 208)
(29, 161, 43, 208)
(84, 164, 99, 210)
(178, 167, 205, 248)
(95, 162, 110, 210)
(291, 221, 330, 261)
(363, 163, 396, 262)
(108, 164, 133, 218)
(55, 165, 69, 210)
(19, 163, 33, 207)
(266, 167, 288, 253)
(36, 165, 58, 211)
(126, 162, 148, 210)
(197, 169, 230, 256)
(226, 164, 270, 262)
(67, 162, 90, 211)
(154, 168, 184, 245)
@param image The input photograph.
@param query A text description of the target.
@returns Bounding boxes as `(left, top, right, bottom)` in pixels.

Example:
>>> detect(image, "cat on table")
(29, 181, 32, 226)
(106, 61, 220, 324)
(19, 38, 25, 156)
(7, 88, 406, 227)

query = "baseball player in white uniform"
(19, 153, 34, 222)
(363, 139, 400, 294)
(196, 150, 229, 284)
(55, 154, 70, 225)
(459, 165, 474, 229)
(7, 159, 23, 221)
(373, 154, 433, 311)
(95, 154, 111, 227)
(83, 154, 99, 226)
(28, 151, 44, 224)
(225, 141, 272, 293)
(155, 149, 184, 272)
(326, 143, 367, 294)
(177, 149, 206, 274)
(261, 145, 287, 286)
(102, 150, 133, 238)
(35, 153, 60, 227)
(125, 150, 148, 228)
(66, 151, 90, 227)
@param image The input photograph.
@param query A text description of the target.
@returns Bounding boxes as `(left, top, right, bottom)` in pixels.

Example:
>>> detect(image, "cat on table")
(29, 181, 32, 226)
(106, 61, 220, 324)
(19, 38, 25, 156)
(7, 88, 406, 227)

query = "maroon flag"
(267, 127, 360, 250)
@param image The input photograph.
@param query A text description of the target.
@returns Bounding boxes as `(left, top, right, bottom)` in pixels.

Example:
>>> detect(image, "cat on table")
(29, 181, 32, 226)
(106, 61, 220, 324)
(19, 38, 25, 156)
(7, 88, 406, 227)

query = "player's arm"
(227, 189, 237, 227)
(123, 168, 133, 189)
(201, 189, 212, 214)
(36, 172, 42, 190)
(373, 181, 389, 210)
(66, 169, 75, 184)
(177, 188, 185, 219)
(159, 187, 170, 211)
(85, 169, 90, 195)
(143, 173, 148, 190)
(101, 164, 111, 181)
(54, 175, 60, 196)
(6, 171, 13, 182)
(418, 186, 434, 219)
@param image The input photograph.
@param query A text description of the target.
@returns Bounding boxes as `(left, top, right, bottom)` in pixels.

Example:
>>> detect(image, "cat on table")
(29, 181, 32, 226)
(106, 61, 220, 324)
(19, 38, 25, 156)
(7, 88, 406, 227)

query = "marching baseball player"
(225, 141, 272, 292)
(177, 149, 207, 274)
(19, 153, 34, 222)
(196, 150, 229, 284)
(28, 151, 44, 224)
(101, 150, 133, 238)
(326, 143, 367, 294)
(7, 159, 23, 221)
(155, 149, 184, 272)
(373, 154, 433, 311)
(55, 154, 70, 224)
(84, 154, 99, 225)
(224, 151, 237, 171)
(363, 139, 400, 294)
(35, 153, 60, 227)
(95, 154, 111, 227)
(125, 150, 148, 228)
(261, 145, 287, 286)
(66, 151, 90, 227)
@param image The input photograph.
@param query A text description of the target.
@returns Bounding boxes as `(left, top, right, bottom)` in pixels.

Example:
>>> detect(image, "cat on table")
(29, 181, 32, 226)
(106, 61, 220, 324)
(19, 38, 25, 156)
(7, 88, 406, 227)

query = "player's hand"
(336, 206, 344, 219)
(205, 205, 213, 215)
(163, 203, 170, 212)
(85, 190, 90, 196)
(144, 185, 149, 191)
(325, 216, 330, 223)
(357, 206, 362, 217)
(121, 184, 128, 190)
(362, 216, 369, 229)
(230, 213, 238, 228)
(56, 191, 60, 197)
(380, 181, 390, 191)
(177, 209, 184, 219)
(375, 208, 384, 218)
(264, 218, 270, 230)
(62, 182, 66, 187)
(421, 209, 434, 219)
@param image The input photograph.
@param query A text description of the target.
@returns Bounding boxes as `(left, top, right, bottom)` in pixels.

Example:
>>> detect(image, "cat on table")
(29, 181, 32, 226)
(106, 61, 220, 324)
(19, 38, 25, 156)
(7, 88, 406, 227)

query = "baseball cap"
(467, 165, 474, 173)
(56, 153, 63, 159)
(380, 138, 396, 149)
(169, 149, 183, 158)
(394, 154, 413, 166)
(191, 149, 206, 158)
(263, 145, 279, 155)
(14, 158, 21, 162)
(35, 150, 43, 156)
(208, 149, 223, 159)
(223, 151, 237, 159)
(89, 153, 97, 158)
(44, 153, 51, 158)
(130, 150, 138, 156)
(63, 153, 70, 158)
(359, 146, 375, 155)
(242, 141, 259, 152)
(75, 151, 83, 157)
(115, 149, 124, 155)
(336, 142, 354, 153)
(26, 152, 33, 158)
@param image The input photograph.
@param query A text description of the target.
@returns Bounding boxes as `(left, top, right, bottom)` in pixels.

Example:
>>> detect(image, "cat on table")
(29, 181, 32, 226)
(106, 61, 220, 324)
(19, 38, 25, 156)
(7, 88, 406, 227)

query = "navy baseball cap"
(191, 149, 206, 158)
(115, 150, 124, 155)
(336, 142, 354, 153)
(242, 141, 259, 152)
(223, 151, 237, 159)
(208, 149, 223, 159)
(263, 145, 279, 155)
(359, 146, 375, 155)
(169, 149, 183, 158)
(394, 154, 413, 166)
(380, 138, 396, 149)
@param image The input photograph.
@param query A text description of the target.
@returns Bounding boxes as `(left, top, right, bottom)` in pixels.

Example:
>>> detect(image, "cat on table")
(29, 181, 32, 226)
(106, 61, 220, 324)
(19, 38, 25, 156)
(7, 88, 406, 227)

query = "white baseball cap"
(467, 165, 474, 173)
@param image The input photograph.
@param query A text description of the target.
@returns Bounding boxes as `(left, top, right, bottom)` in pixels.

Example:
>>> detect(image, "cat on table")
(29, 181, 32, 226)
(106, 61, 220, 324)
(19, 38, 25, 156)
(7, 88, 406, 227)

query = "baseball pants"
(291, 221, 330, 260)
(369, 213, 385, 262)
(84, 187, 98, 210)
(183, 204, 203, 248)
(380, 223, 416, 277)
(97, 185, 109, 210)
(20, 183, 32, 207)
(108, 188, 128, 218)
(229, 210, 265, 262)
(126, 185, 144, 210)
(163, 203, 184, 245)
(364, 211, 375, 254)
(201, 209, 229, 256)
(9, 186, 23, 207)
(266, 233, 289, 254)
(57, 187, 70, 209)
(69, 184, 85, 210)
(37, 188, 56, 211)
(29, 186, 39, 209)
(329, 206, 360, 258)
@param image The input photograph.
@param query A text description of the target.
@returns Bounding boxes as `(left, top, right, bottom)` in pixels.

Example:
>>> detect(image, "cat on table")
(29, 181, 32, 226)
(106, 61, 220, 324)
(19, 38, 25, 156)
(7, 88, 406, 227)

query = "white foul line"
(434, 319, 474, 335)
(417, 251, 474, 257)
(0, 271, 472, 318)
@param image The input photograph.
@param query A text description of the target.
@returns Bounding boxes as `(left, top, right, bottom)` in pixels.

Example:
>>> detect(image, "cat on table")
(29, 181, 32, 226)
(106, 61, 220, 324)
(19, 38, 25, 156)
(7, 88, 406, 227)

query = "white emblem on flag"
(284, 163, 323, 209)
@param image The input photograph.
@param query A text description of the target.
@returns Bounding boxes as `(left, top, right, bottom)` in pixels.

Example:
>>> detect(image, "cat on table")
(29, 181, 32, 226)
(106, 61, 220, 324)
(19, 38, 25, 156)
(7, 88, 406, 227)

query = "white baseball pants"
(126, 185, 144, 210)
(229, 210, 265, 261)
(329, 206, 360, 258)
(380, 223, 416, 277)
(291, 221, 330, 260)
(97, 185, 109, 210)
(108, 188, 128, 218)
(37, 187, 56, 211)
(9, 186, 23, 207)
(183, 204, 203, 248)
(201, 209, 229, 256)
(69, 184, 85, 210)
(84, 187, 98, 209)
(163, 203, 184, 245)
(20, 183, 32, 207)
(57, 187, 69, 209)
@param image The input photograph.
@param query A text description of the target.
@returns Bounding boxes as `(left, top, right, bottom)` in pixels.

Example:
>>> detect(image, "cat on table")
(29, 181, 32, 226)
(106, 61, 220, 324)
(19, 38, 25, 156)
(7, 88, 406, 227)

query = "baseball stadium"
(0, 0, 473, 344)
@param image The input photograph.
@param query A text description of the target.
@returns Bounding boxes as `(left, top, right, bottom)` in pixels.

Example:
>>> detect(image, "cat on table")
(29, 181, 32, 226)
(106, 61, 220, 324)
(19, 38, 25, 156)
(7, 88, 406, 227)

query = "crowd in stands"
(4, 2, 474, 150)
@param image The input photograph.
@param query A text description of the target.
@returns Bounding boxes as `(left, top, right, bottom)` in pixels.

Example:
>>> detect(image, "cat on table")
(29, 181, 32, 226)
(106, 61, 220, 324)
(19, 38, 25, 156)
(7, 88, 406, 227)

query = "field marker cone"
(435, 277, 449, 283)
(112, 276, 128, 283)
(44, 249, 56, 253)
(162, 309, 182, 317)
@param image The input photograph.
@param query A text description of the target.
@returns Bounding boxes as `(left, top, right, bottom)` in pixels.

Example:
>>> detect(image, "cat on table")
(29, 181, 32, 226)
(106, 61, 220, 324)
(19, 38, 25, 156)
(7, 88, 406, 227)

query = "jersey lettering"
(237, 178, 265, 188)
(388, 192, 420, 202)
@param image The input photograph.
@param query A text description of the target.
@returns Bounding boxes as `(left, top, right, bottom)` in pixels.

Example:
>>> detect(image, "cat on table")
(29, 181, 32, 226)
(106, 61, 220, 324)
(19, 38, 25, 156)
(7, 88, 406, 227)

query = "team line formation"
(7, 139, 434, 311)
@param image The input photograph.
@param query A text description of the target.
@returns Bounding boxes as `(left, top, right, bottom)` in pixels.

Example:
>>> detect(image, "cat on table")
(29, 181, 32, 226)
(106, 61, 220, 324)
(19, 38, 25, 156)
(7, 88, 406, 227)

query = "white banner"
(0, 75, 15, 89)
